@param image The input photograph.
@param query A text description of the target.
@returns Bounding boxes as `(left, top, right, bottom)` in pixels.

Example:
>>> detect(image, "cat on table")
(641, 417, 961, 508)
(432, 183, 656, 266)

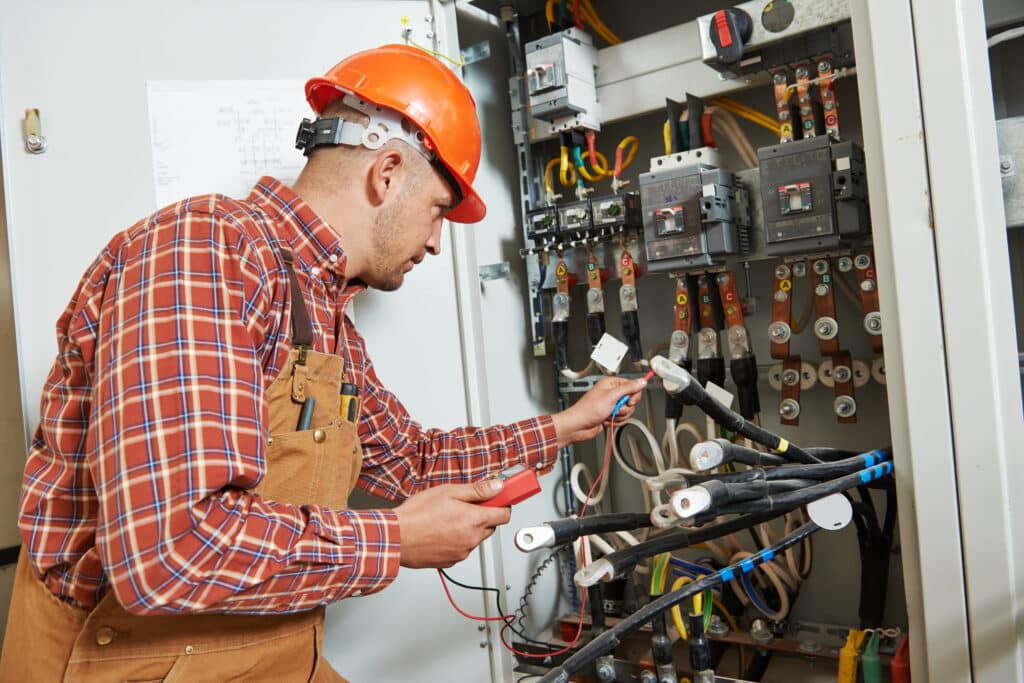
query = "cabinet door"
(0, 3, 491, 681)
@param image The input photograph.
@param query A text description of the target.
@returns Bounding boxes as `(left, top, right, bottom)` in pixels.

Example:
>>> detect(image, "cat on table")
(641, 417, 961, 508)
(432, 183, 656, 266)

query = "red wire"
(437, 569, 514, 621)
(613, 145, 624, 179)
(440, 408, 640, 657)
(572, 0, 583, 29)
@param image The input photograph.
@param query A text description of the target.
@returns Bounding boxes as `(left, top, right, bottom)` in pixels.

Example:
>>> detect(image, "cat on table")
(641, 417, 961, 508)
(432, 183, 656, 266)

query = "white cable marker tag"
(591, 333, 629, 374)
(807, 493, 853, 531)
(704, 380, 735, 409)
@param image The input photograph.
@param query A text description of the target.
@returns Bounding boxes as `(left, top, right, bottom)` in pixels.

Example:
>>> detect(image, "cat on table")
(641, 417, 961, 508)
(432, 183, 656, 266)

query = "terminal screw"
(834, 395, 857, 418)
(837, 256, 853, 272)
(854, 254, 872, 269)
(781, 368, 800, 386)
(780, 398, 801, 419)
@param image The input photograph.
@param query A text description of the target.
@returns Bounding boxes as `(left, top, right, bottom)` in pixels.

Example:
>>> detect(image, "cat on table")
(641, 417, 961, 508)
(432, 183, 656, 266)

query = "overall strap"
(280, 250, 314, 363)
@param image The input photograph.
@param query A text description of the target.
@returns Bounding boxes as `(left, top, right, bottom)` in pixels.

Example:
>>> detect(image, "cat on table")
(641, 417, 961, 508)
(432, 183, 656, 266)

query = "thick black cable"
(712, 463, 892, 515)
(587, 509, 793, 582)
(538, 523, 821, 683)
(546, 512, 654, 547)
(668, 374, 820, 464)
(688, 451, 890, 485)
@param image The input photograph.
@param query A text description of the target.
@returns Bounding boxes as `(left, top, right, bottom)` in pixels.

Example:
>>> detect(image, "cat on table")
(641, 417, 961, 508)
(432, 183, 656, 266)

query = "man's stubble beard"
(370, 200, 407, 292)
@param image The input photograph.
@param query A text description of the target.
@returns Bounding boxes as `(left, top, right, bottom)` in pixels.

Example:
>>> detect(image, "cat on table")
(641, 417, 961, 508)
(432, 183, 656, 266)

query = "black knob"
(709, 8, 754, 64)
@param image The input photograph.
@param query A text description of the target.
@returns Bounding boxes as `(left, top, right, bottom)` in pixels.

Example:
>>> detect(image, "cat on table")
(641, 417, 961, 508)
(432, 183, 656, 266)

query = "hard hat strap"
(295, 91, 463, 209)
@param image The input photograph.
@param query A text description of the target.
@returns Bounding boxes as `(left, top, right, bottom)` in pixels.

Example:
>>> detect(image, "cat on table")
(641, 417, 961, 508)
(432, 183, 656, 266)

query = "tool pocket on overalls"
(257, 419, 360, 510)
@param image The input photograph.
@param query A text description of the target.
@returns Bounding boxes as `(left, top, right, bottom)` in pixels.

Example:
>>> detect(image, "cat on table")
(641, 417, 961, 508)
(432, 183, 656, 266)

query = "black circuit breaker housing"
(639, 155, 750, 272)
(758, 135, 869, 255)
(557, 197, 594, 239)
(525, 205, 559, 242)
(591, 192, 642, 232)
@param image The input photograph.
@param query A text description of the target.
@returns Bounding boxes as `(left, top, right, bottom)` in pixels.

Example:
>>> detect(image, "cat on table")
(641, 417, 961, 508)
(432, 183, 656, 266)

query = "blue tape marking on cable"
(860, 470, 871, 483)
(761, 548, 775, 562)
(740, 558, 755, 573)
(885, 462, 893, 475)
(720, 567, 735, 583)
(862, 452, 875, 467)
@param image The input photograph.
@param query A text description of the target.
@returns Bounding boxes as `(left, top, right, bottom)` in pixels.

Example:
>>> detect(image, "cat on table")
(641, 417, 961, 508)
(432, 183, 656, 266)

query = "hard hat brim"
(445, 184, 486, 224)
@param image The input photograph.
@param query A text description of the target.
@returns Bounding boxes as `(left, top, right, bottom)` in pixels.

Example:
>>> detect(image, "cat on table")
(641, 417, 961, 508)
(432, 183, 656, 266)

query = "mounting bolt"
(854, 254, 872, 270)
(596, 661, 616, 682)
(1001, 158, 1013, 173)
(769, 321, 792, 343)
(792, 262, 807, 277)
(716, 273, 731, 287)
(800, 639, 822, 653)
(818, 60, 832, 73)
(773, 72, 787, 84)
(801, 106, 812, 116)
(864, 311, 883, 335)
(775, 264, 791, 280)
(639, 672, 658, 683)
(815, 283, 829, 297)
(795, 66, 809, 79)
(781, 368, 800, 386)
(779, 109, 790, 121)
(837, 256, 853, 272)
(834, 395, 857, 418)
(833, 364, 853, 383)
(780, 398, 801, 419)
(708, 614, 730, 636)
(774, 289, 789, 303)
(813, 259, 829, 275)
(824, 100, 835, 110)
(860, 278, 876, 293)
(751, 619, 774, 642)
(814, 316, 839, 340)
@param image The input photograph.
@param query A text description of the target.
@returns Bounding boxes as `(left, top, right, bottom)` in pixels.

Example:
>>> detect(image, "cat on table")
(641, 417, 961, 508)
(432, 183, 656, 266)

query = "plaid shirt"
(18, 177, 558, 615)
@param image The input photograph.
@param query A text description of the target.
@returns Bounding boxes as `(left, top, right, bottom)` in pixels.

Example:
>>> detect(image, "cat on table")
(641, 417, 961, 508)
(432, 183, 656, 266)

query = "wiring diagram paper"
(147, 80, 309, 208)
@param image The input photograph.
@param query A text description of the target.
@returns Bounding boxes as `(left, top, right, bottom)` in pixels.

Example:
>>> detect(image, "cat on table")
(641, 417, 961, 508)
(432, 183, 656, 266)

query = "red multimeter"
(480, 464, 541, 507)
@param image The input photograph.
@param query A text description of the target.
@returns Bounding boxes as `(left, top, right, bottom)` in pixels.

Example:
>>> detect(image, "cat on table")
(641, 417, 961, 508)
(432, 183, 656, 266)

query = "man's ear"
(366, 148, 405, 208)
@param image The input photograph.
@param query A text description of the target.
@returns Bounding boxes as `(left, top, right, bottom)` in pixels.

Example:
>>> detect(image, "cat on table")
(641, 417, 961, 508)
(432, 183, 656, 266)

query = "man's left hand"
(551, 376, 648, 447)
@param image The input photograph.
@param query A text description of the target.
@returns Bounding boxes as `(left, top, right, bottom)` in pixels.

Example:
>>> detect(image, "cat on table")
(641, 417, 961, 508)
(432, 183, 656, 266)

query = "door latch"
(23, 108, 47, 154)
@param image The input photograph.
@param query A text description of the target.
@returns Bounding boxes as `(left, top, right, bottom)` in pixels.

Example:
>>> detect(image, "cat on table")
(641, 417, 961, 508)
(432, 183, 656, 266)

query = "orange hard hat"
(306, 44, 486, 223)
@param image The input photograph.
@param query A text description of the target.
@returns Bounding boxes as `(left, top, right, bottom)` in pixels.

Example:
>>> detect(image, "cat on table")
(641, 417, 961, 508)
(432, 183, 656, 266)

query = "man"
(0, 45, 645, 681)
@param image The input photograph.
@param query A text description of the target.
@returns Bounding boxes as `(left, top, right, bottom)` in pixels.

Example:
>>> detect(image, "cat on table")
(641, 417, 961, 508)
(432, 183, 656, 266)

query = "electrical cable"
(539, 522, 822, 683)
(653, 356, 821, 464)
(708, 97, 779, 134)
(989, 26, 1024, 48)
(707, 462, 894, 516)
(575, 508, 797, 585)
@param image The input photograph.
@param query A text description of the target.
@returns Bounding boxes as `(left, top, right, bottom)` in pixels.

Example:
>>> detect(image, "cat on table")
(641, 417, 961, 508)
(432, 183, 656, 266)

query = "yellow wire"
(559, 146, 574, 187)
(714, 101, 778, 131)
(544, 158, 561, 196)
(669, 575, 705, 641)
(545, 0, 555, 27)
(581, 0, 622, 44)
(617, 136, 639, 171)
(712, 97, 778, 127)
(663, 120, 673, 156)
(579, 151, 609, 181)
(710, 98, 780, 134)
(406, 38, 465, 67)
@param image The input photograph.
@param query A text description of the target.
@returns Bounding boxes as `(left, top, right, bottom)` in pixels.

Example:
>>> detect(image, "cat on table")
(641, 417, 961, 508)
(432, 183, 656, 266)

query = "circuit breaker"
(758, 135, 869, 255)
(524, 28, 600, 133)
(639, 149, 749, 271)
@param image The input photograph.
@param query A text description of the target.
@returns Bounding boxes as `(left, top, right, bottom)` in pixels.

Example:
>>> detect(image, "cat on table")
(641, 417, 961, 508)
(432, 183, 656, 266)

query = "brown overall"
(0, 250, 361, 682)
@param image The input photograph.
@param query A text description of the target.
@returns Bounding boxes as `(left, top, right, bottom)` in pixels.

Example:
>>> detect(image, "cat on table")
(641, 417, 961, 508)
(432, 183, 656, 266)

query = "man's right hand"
(394, 479, 512, 568)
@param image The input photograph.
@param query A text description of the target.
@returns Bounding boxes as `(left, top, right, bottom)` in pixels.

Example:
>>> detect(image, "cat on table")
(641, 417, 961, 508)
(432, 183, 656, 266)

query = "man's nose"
(425, 222, 443, 256)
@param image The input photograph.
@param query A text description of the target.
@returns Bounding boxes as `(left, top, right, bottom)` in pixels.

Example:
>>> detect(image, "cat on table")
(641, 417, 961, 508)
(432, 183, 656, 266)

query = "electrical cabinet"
(449, 1, 1024, 682)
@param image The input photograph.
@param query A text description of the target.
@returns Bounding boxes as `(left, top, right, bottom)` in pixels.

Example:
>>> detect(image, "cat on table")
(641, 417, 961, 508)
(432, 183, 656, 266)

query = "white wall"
(0, 2, 493, 680)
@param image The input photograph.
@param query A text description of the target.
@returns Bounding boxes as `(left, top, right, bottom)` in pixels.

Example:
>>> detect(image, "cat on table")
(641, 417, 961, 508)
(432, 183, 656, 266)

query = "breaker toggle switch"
(709, 8, 753, 64)
(779, 182, 812, 215)
(656, 206, 685, 235)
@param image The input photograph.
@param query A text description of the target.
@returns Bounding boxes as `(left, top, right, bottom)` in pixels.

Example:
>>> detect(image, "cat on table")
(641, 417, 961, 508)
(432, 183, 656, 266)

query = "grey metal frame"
(909, 0, 1024, 679)
(848, 2, 972, 679)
